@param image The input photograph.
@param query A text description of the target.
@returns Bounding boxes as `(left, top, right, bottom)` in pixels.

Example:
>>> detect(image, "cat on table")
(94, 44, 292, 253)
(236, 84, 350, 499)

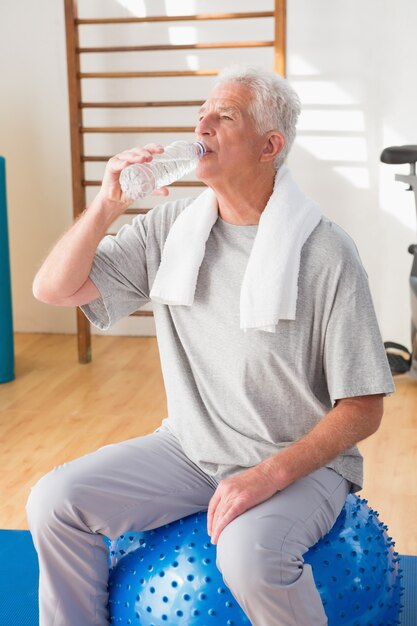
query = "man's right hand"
(33, 143, 171, 306)
(97, 143, 170, 211)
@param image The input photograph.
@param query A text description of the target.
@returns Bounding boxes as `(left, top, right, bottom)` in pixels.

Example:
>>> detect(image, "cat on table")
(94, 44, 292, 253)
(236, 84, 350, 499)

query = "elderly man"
(28, 65, 394, 625)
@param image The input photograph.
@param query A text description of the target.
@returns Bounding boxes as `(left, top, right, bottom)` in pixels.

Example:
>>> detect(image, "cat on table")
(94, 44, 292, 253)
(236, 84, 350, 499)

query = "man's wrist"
(90, 192, 130, 225)
(257, 453, 289, 492)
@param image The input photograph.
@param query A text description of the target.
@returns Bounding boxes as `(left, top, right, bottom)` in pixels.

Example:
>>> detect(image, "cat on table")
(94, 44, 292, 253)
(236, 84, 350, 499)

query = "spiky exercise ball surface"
(108, 512, 250, 625)
(304, 494, 403, 625)
(107, 495, 403, 626)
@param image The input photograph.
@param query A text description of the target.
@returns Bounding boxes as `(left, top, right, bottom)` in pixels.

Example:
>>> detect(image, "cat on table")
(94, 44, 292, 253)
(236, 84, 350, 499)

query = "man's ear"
(260, 131, 285, 163)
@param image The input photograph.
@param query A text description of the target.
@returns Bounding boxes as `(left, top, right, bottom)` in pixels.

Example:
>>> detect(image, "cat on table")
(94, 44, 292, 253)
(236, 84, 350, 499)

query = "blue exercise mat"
(0, 156, 14, 384)
(0, 530, 415, 625)
(0, 531, 39, 625)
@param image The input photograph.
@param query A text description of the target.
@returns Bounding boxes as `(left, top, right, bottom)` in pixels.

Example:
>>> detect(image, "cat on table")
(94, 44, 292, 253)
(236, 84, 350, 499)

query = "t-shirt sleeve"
(81, 215, 150, 331)
(323, 281, 395, 407)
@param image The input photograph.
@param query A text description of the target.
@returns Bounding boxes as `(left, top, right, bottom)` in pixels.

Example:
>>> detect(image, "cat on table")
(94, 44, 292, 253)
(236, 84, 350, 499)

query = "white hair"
(215, 64, 301, 169)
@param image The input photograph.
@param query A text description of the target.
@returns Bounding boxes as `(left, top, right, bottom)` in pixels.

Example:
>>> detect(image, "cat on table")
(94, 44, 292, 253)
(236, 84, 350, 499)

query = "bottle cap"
(195, 141, 206, 157)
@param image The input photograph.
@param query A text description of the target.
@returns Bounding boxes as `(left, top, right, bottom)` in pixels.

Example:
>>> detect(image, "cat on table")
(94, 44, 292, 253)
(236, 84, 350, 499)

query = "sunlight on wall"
(296, 136, 368, 162)
(288, 54, 319, 76)
(115, 0, 147, 17)
(382, 127, 406, 148)
(333, 166, 370, 189)
(291, 80, 357, 106)
(289, 66, 370, 189)
(185, 54, 200, 70)
(165, 0, 196, 16)
(297, 110, 365, 133)
(167, 26, 199, 70)
(168, 26, 198, 45)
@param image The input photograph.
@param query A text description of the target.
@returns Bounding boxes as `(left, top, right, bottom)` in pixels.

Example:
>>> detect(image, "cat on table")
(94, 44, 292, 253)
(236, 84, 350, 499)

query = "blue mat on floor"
(0, 530, 416, 625)
(0, 531, 39, 626)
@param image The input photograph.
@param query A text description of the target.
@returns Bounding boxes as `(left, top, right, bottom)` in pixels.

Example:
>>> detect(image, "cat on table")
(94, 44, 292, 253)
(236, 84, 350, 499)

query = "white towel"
(150, 166, 322, 332)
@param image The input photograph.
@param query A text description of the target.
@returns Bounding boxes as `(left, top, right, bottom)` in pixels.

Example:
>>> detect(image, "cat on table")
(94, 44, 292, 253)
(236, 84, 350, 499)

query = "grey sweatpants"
(26, 428, 350, 626)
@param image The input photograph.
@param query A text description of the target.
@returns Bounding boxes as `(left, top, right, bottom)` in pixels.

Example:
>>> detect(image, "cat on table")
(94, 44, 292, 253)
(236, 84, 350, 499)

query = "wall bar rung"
(81, 126, 196, 133)
(83, 180, 205, 188)
(80, 101, 204, 109)
(77, 41, 274, 54)
(79, 70, 219, 79)
(76, 12, 274, 26)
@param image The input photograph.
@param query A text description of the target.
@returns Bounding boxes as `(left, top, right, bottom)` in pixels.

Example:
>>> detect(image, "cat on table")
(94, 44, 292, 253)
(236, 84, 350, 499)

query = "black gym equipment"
(380, 145, 417, 378)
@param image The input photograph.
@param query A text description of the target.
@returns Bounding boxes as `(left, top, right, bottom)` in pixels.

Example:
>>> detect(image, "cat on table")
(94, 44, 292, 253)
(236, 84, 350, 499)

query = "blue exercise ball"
(107, 495, 403, 626)
(304, 494, 403, 626)
(107, 512, 250, 625)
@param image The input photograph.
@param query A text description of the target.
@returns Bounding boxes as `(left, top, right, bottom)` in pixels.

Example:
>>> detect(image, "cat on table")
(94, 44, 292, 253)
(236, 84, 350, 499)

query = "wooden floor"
(1, 333, 416, 555)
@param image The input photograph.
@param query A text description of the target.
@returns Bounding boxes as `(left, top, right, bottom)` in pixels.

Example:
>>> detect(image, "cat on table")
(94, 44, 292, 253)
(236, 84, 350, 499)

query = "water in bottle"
(119, 140, 206, 200)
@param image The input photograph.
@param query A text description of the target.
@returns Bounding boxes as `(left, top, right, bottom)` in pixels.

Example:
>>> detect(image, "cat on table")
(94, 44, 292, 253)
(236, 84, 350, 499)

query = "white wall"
(1, 0, 416, 347)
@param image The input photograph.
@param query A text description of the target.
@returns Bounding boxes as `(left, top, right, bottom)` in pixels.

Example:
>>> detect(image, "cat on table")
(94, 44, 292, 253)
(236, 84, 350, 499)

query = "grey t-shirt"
(82, 197, 395, 492)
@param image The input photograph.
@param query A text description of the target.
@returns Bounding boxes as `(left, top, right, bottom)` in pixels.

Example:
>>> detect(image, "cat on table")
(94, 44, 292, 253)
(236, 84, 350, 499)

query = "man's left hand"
(207, 463, 279, 544)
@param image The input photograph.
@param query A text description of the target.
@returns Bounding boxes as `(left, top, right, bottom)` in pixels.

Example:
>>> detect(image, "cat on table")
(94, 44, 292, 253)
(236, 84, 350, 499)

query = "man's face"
(194, 81, 268, 186)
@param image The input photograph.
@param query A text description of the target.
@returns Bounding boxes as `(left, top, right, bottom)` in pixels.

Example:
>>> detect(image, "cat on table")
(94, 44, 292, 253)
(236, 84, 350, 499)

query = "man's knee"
(216, 516, 304, 593)
(26, 464, 80, 531)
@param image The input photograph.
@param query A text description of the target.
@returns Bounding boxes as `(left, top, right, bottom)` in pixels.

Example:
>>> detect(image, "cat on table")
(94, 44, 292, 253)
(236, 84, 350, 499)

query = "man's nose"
(195, 114, 215, 137)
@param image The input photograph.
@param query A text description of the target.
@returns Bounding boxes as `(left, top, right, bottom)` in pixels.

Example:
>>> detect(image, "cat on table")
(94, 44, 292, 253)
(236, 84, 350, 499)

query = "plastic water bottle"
(119, 140, 205, 200)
